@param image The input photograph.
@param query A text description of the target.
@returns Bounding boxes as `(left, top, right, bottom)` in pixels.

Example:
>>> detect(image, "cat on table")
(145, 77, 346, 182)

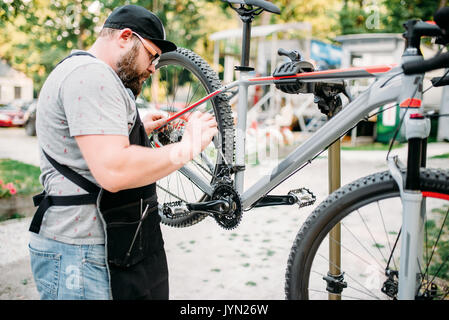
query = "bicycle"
(139, 0, 449, 300)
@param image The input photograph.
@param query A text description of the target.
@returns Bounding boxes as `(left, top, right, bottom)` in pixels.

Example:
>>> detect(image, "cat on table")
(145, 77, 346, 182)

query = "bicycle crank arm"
(252, 194, 298, 208)
(252, 188, 316, 209)
(186, 199, 230, 215)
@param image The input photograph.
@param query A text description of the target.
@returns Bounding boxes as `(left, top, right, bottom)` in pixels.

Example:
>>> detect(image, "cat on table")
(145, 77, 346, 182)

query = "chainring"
(211, 183, 242, 230)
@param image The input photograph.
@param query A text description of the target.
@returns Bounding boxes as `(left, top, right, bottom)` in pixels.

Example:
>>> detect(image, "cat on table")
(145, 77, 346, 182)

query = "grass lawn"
(430, 153, 449, 159)
(0, 159, 41, 196)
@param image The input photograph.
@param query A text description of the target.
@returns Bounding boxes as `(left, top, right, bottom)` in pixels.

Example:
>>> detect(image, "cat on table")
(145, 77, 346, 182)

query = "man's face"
(115, 41, 151, 97)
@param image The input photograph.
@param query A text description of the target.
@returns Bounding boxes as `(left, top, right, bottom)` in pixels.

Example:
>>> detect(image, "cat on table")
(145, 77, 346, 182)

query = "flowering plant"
(0, 179, 17, 198)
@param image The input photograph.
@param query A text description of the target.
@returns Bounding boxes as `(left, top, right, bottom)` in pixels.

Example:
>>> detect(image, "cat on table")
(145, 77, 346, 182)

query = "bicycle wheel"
(285, 168, 449, 300)
(140, 48, 234, 227)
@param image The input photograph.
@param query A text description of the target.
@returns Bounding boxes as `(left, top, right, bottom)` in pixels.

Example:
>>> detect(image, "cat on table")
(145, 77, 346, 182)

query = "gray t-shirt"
(35, 50, 137, 245)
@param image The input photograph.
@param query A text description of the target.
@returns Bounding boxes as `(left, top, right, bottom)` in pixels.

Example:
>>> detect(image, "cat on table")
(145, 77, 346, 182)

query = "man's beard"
(116, 43, 151, 97)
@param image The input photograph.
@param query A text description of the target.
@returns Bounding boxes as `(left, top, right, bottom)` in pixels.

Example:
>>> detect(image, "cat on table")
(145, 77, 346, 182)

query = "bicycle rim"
(286, 170, 449, 300)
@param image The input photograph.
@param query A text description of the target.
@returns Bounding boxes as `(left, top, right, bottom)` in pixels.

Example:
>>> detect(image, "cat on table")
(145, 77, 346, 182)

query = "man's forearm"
(102, 142, 192, 192)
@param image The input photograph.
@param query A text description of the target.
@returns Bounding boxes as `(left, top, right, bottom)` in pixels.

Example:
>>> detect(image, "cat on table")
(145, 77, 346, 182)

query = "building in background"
(0, 59, 33, 105)
(310, 39, 342, 70)
(335, 33, 445, 144)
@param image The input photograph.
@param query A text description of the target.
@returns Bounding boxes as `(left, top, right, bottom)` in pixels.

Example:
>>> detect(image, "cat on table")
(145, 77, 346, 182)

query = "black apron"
(29, 51, 169, 300)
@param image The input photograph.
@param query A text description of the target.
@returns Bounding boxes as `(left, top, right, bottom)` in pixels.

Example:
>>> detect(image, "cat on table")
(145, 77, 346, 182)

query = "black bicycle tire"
(285, 168, 449, 300)
(153, 48, 235, 228)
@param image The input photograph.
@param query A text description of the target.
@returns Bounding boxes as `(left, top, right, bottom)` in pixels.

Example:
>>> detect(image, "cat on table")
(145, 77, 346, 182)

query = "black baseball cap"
(103, 5, 177, 53)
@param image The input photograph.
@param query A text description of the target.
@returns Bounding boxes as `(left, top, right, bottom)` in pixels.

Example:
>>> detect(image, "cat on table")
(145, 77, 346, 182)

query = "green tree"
(382, 0, 443, 33)
(261, 0, 342, 41)
(0, 0, 123, 95)
(339, 0, 374, 35)
(0, 0, 27, 27)
(338, 0, 446, 35)
(0, 0, 208, 95)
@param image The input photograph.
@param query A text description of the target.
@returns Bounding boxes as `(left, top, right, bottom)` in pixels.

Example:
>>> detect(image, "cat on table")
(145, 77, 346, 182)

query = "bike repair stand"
(314, 86, 348, 300)
(327, 110, 343, 300)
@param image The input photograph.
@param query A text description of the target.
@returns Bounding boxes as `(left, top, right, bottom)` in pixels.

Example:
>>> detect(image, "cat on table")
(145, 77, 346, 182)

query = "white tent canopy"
(209, 22, 311, 41)
(209, 22, 312, 82)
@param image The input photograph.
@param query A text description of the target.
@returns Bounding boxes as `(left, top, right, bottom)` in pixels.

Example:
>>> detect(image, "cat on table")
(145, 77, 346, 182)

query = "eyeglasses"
(132, 31, 160, 66)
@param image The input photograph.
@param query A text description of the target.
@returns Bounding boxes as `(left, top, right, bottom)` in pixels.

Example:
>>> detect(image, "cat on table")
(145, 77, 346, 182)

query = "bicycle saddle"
(222, 0, 281, 14)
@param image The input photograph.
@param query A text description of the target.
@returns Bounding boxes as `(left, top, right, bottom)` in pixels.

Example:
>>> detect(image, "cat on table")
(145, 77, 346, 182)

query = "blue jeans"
(28, 233, 111, 300)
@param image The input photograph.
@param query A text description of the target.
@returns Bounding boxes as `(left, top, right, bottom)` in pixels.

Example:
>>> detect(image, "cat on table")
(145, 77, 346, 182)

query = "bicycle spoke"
(166, 173, 174, 203)
(330, 231, 384, 276)
(183, 82, 203, 123)
(190, 177, 198, 200)
(442, 289, 449, 300)
(191, 159, 213, 181)
(179, 172, 189, 201)
(171, 67, 179, 112)
(187, 81, 202, 110)
(340, 222, 386, 272)
(377, 201, 398, 270)
(175, 171, 181, 201)
(308, 288, 366, 300)
(423, 206, 449, 292)
(316, 253, 382, 299)
(425, 211, 429, 287)
(191, 157, 214, 177)
(199, 151, 216, 173)
(425, 253, 449, 295)
(357, 209, 388, 266)
(184, 75, 194, 108)
(385, 228, 401, 273)
(178, 166, 214, 196)
(164, 67, 170, 110)
(310, 271, 374, 299)
(416, 257, 425, 297)
(157, 183, 186, 202)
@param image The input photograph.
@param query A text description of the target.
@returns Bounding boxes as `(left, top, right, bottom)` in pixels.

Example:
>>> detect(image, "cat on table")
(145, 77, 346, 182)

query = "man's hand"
(180, 111, 218, 159)
(142, 111, 168, 134)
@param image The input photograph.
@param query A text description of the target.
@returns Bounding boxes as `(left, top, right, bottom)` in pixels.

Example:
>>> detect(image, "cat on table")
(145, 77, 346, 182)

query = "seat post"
(225, 0, 280, 69)
(240, 15, 253, 67)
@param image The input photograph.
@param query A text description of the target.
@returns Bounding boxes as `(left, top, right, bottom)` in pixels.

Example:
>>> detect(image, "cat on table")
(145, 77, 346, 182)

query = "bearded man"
(28, 5, 217, 300)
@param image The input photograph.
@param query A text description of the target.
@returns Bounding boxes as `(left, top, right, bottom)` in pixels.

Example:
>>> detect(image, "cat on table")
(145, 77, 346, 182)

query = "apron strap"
(42, 150, 100, 194)
(29, 151, 101, 234)
(29, 192, 98, 234)
(56, 51, 96, 67)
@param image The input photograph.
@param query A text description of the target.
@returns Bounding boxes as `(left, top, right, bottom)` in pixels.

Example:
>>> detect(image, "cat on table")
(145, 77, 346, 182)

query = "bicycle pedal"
(162, 201, 190, 219)
(288, 188, 316, 208)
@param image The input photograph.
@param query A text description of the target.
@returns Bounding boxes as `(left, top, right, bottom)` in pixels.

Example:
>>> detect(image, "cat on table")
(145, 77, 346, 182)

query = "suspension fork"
(388, 113, 430, 300)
